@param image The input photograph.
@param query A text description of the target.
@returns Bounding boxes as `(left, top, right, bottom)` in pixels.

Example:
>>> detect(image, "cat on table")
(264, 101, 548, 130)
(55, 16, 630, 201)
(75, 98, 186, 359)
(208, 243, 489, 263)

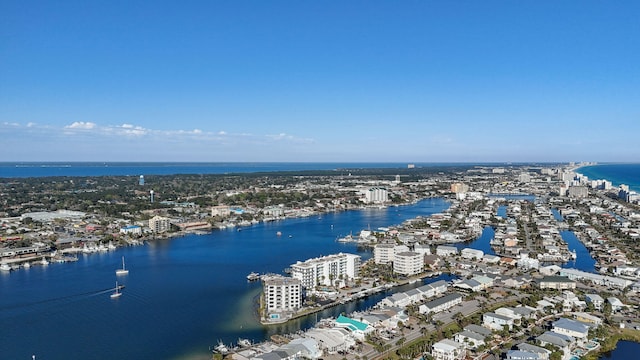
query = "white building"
(483, 312, 514, 331)
(263, 275, 302, 313)
(291, 253, 361, 290)
(414, 243, 431, 256)
(431, 339, 466, 360)
(419, 293, 463, 314)
(393, 251, 423, 276)
(374, 244, 395, 264)
(436, 245, 458, 257)
(552, 318, 589, 340)
(119, 225, 142, 235)
(585, 294, 604, 311)
(461, 248, 484, 260)
(364, 187, 388, 204)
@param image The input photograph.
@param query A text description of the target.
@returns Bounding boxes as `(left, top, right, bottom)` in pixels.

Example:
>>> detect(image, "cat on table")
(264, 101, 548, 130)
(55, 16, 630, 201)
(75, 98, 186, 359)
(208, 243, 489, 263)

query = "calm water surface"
(0, 198, 449, 360)
(599, 340, 640, 359)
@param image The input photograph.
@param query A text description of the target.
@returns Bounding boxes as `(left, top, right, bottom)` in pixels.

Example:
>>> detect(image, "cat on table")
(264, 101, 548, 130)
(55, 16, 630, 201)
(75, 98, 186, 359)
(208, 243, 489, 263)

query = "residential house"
(482, 312, 514, 331)
(431, 339, 466, 360)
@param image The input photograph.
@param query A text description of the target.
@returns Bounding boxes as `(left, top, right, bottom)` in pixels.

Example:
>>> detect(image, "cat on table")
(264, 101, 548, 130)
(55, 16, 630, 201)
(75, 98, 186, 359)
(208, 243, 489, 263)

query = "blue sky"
(1, 1, 639, 162)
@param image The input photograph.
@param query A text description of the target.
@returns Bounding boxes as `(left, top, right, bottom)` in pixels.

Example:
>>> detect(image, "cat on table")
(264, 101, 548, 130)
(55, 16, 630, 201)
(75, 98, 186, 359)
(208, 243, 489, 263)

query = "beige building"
(149, 215, 170, 233)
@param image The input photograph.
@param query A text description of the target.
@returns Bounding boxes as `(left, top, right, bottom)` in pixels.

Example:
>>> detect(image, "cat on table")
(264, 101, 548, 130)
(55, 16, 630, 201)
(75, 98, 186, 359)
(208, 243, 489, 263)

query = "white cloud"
(65, 121, 96, 130)
(116, 124, 147, 136)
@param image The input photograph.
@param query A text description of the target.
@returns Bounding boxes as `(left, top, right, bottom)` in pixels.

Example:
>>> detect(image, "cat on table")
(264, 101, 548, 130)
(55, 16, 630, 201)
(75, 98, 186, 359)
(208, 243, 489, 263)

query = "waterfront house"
(552, 318, 589, 341)
(418, 280, 449, 299)
(380, 292, 410, 308)
(305, 328, 354, 354)
(334, 315, 372, 341)
(536, 331, 574, 352)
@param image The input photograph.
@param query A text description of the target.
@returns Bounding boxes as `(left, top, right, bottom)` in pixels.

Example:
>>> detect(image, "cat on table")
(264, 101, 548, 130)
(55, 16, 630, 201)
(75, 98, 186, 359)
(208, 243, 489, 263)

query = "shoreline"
(583, 328, 640, 360)
(574, 163, 640, 193)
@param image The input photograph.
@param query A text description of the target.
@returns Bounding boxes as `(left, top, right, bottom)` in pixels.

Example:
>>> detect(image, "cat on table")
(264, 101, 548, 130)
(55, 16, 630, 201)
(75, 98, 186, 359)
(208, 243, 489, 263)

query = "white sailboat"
(115, 256, 129, 275)
(110, 281, 122, 299)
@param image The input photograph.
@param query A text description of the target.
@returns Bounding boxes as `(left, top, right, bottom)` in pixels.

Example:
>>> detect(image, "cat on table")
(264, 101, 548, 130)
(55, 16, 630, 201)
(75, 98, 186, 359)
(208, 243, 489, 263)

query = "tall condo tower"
(150, 190, 154, 203)
(139, 175, 145, 186)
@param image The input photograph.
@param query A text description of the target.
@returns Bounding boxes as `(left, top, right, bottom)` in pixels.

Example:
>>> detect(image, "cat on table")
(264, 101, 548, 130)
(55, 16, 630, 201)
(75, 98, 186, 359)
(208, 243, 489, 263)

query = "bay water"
(0, 198, 449, 360)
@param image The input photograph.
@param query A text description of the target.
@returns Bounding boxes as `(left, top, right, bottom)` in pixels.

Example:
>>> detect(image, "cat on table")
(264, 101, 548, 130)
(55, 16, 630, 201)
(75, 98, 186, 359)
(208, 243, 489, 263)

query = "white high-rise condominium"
(290, 253, 361, 290)
(365, 187, 388, 204)
(263, 275, 302, 312)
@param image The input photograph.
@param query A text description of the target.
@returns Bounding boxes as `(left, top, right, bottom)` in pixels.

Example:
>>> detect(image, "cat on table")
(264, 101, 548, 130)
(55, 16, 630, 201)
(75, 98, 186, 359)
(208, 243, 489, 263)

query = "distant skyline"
(2, 1, 639, 163)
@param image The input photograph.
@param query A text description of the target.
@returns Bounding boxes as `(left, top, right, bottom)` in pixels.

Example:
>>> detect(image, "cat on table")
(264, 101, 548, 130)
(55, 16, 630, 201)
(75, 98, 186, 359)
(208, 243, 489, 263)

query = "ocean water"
(0, 198, 450, 360)
(577, 163, 640, 193)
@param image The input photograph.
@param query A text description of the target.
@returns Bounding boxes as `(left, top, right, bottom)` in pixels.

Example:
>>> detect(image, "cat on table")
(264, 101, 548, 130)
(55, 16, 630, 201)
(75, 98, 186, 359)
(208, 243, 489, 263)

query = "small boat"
(238, 338, 252, 347)
(213, 341, 229, 354)
(337, 233, 354, 242)
(110, 281, 122, 299)
(276, 231, 282, 236)
(39, 257, 49, 265)
(0, 263, 11, 272)
(22, 262, 31, 269)
(116, 256, 129, 275)
(247, 272, 260, 281)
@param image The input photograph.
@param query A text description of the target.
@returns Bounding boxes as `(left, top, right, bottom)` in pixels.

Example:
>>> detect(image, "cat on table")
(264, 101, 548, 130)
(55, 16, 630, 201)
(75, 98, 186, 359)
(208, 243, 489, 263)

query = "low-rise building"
(552, 318, 589, 341)
(419, 293, 463, 314)
(516, 343, 551, 360)
(538, 276, 576, 290)
(585, 294, 604, 311)
(436, 245, 458, 257)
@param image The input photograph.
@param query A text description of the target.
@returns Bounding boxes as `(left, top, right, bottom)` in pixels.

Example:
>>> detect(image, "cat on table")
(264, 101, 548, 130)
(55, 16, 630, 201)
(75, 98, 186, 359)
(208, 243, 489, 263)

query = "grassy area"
(582, 328, 640, 360)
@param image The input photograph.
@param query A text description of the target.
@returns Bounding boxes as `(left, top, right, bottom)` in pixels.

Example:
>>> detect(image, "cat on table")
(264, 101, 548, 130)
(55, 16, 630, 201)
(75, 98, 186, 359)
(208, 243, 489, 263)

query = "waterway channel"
(0, 198, 449, 360)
